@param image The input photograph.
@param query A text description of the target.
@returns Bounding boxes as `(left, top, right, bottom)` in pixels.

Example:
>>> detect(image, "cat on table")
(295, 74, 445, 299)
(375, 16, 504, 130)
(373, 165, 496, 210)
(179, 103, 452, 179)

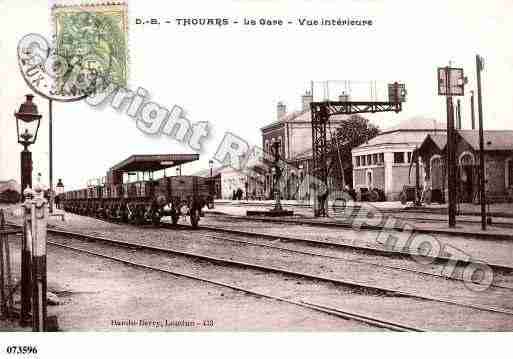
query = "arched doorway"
(430, 155, 445, 203)
(430, 155, 444, 189)
(459, 152, 475, 203)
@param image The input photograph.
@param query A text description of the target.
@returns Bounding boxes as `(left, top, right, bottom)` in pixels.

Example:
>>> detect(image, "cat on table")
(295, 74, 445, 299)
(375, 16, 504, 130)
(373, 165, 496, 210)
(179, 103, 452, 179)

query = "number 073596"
(5, 346, 38, 355)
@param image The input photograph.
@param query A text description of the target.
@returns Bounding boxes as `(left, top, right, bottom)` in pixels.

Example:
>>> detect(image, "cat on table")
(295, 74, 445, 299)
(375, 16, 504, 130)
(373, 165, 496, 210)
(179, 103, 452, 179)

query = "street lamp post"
(55, 179, 64, 209)
(15, 95, 42, 199)
(14, 94, 42, 326)
(271, 140, 283, 212)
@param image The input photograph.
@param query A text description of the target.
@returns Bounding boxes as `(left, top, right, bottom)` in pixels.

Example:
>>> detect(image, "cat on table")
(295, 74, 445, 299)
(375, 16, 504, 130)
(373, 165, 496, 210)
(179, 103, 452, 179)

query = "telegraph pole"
(470, 90, 476, 130)
(438, 65, 465, 227)
(49, 99, 54, 214)
(446, 67, 457, 227)
(476, 54, 487, 230)
(456, 99, 462, 129)
(446, 98, 457, 226)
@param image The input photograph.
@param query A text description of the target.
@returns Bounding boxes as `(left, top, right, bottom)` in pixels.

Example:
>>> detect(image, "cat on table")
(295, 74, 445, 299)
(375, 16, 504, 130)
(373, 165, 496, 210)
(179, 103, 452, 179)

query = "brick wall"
(289, 123, 312, 159)
(485, 153, 506, 195)
(262, 125, 285, 158)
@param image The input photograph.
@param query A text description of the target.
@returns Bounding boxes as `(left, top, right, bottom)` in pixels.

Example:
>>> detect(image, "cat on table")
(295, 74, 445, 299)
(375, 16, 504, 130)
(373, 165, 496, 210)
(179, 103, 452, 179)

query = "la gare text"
(135, 17, 374, 27)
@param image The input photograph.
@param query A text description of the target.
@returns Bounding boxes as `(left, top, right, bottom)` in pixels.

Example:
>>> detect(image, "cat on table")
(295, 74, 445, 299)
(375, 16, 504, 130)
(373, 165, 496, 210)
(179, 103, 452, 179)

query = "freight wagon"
(59, 154, 214, 228)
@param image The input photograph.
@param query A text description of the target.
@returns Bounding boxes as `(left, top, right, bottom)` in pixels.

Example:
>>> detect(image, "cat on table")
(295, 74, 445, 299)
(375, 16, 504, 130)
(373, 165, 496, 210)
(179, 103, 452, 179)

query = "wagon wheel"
(368, 190, 379, 202)
(127, 205, 137, 225)
(108, 205, 116, 221)
(119, 205, 129, 223)
(151, 208, 162, 226)
(190, 207, 201, 229)
(135, 206, 145, 225)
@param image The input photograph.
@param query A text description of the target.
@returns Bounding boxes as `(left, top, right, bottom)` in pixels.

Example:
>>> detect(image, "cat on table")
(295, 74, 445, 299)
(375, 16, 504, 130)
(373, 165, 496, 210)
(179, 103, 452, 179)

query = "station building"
(194, 165, 266, 200)
(417, 130, 513, 203)
(261, 91, 350, 200)
(351, 117, 445, 200)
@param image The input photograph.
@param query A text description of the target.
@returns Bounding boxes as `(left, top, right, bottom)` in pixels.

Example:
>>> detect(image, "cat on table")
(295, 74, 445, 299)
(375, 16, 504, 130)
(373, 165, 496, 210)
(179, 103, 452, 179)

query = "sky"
(1, 0, 513, 189)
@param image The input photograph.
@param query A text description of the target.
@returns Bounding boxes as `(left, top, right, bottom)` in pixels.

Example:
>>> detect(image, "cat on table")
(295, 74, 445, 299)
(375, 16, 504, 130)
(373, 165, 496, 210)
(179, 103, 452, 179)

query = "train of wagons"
(58, 154, 214, 228)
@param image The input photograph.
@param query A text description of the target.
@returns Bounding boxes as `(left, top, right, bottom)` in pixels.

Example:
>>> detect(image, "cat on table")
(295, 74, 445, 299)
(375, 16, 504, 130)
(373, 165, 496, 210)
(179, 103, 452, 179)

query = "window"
(460, 153, 474, 166)
(394, 152, 405, 164)
(361, 155, 366, 166)
(372, 154, 378, 165)
(407, 152, 412, 163)
(379, 153, 384, 164)
(367, 154, 372, 165)
(355, 157, 361, 167)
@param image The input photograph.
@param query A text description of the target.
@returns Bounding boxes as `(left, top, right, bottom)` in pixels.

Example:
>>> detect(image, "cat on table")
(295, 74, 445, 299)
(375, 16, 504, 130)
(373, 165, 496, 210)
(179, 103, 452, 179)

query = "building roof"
(428, 134, 448, 150)
(354, 117, 446, 151)
(261, 109, 350, 131)
(382, 117, 445, 134)
(458, 130, 513, 151)
(419, 130, 513, 153)
(110, 154, 199, 172)
(360, 131, 438, 148)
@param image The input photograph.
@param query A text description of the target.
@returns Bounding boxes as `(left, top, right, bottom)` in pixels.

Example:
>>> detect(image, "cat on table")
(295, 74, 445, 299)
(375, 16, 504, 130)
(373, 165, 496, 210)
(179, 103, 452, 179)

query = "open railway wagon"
(60, 154, 214, 228)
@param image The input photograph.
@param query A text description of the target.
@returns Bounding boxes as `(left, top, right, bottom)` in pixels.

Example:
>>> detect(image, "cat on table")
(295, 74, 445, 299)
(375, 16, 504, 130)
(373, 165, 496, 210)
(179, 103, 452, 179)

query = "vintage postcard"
(0, 0, 512, 358)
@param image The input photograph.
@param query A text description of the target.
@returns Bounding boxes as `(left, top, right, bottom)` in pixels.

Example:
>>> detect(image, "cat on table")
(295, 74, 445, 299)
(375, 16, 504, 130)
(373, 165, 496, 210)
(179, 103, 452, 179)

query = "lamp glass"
(17, 119, 39, 145)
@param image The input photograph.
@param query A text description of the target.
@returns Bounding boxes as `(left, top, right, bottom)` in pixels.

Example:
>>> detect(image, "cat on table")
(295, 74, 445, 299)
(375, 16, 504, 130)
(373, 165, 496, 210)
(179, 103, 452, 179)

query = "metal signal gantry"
(310, 83, 406, 217)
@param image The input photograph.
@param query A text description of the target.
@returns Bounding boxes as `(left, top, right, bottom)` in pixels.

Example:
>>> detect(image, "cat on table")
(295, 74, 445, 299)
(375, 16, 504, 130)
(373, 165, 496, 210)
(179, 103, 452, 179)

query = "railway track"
(207, 211, 513, 233)
(45, 226, 513, 318)
(191, 223, 513, 287)
(174, 227, 513, 291)
(11, 217, 513, 287)
(7, 217, 513, 329)
(45, 232, 421, 332)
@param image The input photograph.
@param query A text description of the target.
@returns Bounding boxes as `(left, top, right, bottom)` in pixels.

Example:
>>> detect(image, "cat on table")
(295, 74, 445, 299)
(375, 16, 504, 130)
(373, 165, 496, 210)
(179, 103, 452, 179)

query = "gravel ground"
(4, 237, 376, 331)
(48, 224, 513, 315)
(17, 209, 512, 289)
(47, 234, 513, 331)
(202, 231, 513, 290)
(200, 211, 513, 267)
(5, 209, 513, 330)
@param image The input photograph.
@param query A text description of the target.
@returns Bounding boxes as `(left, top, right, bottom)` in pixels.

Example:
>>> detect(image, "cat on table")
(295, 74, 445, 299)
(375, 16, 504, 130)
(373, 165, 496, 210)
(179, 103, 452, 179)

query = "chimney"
(277, 101, 286, 120)
(339, 92, 350, 102)
(301, 90, 313, 111)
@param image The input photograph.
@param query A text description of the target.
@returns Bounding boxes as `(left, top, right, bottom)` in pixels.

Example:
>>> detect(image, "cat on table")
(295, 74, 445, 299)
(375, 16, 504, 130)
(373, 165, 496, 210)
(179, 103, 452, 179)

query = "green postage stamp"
(51, 2, 128, 90)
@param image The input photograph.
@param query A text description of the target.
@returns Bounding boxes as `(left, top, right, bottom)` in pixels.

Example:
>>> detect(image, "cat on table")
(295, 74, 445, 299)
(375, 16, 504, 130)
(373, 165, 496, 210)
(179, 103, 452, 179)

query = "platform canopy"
(110, 154, 199, 173)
